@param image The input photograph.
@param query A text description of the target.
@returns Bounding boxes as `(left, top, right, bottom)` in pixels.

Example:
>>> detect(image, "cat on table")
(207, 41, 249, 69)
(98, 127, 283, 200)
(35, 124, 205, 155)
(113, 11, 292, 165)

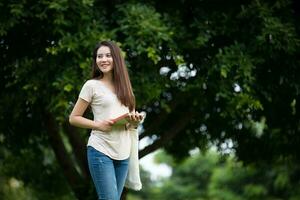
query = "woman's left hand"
(127, 111, 144, 128)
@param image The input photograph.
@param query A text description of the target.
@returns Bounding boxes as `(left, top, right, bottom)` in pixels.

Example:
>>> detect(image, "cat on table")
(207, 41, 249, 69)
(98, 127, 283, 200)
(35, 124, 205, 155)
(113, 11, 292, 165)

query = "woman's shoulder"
(83, 79, 99, 86)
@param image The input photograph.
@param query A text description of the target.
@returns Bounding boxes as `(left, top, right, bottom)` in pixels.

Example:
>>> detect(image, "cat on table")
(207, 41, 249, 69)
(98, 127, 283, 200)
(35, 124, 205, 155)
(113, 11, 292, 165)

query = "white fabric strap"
(125, 128, 142, 190)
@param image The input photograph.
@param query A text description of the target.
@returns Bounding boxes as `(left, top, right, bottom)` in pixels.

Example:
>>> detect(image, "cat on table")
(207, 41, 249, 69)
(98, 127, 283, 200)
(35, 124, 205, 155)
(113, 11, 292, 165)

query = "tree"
(1, 0, 300, 199)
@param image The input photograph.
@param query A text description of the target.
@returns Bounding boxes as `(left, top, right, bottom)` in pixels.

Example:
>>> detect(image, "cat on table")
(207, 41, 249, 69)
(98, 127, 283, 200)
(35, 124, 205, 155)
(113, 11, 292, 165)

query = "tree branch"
(139, 111, 168, 140)
(139, 111, 193, 158)
(139, 91, 188, 140)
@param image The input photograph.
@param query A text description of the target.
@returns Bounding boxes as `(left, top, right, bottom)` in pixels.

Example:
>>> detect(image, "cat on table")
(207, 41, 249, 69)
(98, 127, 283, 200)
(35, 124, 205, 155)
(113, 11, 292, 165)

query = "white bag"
(125, 128, 142, 190)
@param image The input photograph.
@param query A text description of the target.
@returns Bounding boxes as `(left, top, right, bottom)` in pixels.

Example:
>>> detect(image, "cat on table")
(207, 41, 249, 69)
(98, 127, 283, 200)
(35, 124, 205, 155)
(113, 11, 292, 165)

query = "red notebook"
(111, 113, 129, 125)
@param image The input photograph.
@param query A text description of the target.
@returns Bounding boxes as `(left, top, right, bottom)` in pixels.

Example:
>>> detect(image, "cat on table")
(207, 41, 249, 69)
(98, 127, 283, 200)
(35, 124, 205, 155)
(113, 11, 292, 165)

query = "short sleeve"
(79, 80, 93, 102)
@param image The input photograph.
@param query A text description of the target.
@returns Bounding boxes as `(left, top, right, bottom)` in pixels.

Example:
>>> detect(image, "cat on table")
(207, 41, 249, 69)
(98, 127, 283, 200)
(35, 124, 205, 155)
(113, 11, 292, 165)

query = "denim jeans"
(87, 146, 129, 200)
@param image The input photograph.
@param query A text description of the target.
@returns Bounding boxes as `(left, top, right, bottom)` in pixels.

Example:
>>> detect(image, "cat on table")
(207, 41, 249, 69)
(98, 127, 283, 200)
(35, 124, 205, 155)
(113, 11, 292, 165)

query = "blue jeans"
(87, 146, 129, 200)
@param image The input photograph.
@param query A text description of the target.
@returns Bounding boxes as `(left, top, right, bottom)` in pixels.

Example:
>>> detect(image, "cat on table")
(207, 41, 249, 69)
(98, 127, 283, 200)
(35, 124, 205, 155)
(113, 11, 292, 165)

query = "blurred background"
(1, 0, 300, 199)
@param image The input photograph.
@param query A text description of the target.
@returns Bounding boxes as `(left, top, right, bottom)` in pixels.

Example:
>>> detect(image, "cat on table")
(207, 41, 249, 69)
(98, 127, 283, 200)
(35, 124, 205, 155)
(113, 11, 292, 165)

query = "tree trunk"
(45, 112, 93, 200)
(63, 122, 89, 179)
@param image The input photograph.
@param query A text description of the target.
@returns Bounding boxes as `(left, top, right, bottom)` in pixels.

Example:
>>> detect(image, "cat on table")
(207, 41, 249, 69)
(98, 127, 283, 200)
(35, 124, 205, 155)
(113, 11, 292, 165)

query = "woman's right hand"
(94, 120, 114, 132)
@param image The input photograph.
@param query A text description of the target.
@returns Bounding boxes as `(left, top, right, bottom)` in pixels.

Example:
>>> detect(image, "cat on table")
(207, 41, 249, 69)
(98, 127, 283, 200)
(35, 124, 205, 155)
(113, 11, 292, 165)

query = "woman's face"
(96, 46, 113, 74)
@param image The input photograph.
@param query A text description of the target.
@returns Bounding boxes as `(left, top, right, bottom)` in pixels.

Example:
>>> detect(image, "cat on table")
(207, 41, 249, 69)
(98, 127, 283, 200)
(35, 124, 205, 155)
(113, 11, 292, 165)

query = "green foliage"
(116, 3, 173, 64)
(0, 177, 38, 200)
(133, 150, 300, 200)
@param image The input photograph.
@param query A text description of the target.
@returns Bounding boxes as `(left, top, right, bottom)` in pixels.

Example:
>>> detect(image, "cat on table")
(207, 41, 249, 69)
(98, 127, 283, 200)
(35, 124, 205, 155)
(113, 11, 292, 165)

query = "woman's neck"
(101, 72, 114, 85)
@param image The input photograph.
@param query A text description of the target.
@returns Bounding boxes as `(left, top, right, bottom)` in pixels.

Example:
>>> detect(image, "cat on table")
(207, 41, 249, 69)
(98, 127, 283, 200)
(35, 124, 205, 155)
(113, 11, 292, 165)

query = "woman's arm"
(69, 98, 113, 132)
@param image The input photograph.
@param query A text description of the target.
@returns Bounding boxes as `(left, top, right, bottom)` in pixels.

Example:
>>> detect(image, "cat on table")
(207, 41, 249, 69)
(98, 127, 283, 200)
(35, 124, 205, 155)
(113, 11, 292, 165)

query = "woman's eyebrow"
(97, 53, 111, 55)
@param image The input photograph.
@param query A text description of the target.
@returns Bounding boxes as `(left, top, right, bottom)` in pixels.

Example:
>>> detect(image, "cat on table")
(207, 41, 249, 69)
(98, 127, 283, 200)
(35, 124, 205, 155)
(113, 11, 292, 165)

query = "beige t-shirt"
(79, 79, 131, 160)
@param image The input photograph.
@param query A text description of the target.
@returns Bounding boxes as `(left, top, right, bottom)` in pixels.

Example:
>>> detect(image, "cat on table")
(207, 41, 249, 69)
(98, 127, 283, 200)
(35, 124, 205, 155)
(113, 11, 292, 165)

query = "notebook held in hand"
(111, 113, 129, 126)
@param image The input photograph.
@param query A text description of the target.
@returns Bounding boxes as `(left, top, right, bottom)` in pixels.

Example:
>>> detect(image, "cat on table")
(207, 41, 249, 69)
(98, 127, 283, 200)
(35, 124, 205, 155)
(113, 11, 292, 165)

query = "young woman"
(69, 41, 143, 200)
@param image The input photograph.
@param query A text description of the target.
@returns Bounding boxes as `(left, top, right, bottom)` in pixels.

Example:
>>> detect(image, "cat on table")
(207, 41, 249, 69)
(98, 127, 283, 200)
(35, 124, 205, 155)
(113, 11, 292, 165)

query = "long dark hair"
(91, 41, 135, 111)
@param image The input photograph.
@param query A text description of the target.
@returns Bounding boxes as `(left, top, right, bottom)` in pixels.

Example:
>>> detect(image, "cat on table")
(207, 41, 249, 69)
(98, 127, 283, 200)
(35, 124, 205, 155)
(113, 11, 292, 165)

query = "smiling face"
(96, 46, 113, 74)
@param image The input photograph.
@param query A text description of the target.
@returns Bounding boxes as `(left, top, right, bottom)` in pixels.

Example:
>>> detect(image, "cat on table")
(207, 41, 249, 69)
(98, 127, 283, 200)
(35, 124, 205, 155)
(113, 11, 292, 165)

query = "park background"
(1, 0, 300, 199)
